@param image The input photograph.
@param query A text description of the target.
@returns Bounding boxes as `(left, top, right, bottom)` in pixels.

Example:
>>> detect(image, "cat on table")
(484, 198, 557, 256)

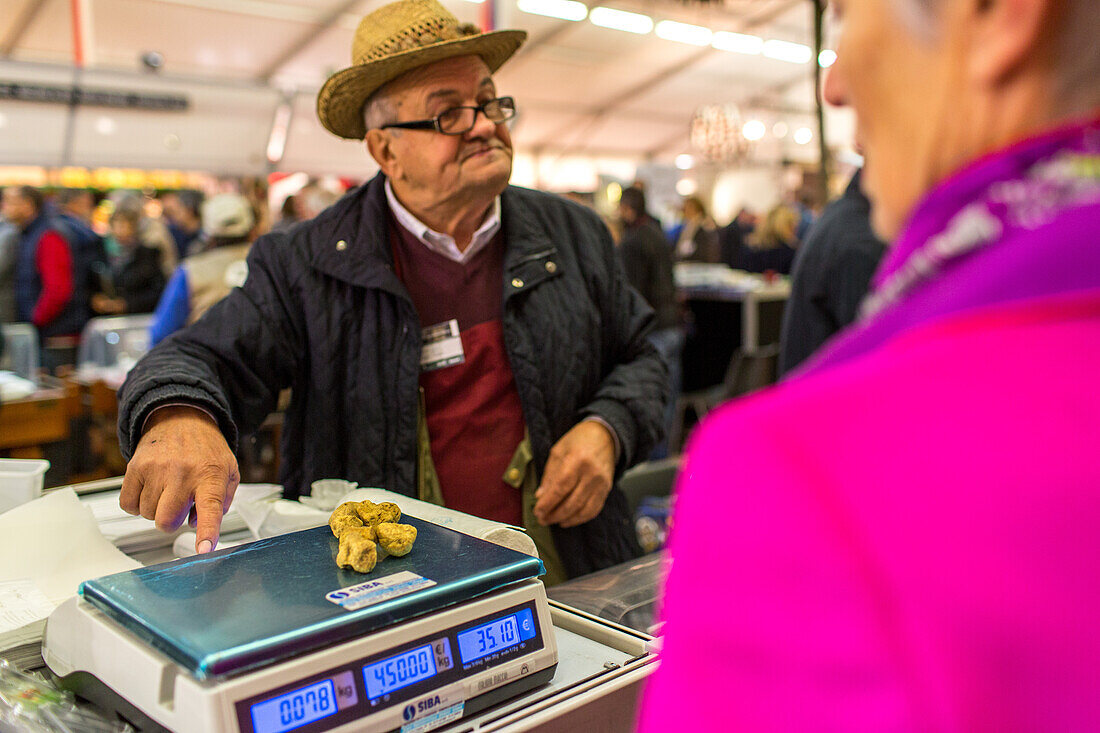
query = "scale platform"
(44, 516, 559, 733)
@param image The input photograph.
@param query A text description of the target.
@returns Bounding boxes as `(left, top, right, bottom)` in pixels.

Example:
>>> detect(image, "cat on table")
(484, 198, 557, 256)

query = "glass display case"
(547, 552, 666, 635)
(76, 314, 154, 387)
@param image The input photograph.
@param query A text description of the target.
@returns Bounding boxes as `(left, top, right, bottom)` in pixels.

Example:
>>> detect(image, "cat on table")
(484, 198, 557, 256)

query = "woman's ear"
(966, 0, 1053, 87)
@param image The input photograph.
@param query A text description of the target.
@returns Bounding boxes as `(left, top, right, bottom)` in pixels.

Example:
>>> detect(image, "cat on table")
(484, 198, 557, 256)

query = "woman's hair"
(683, 196, 708, 219)
(749, 204, 799, 251)
(890, 0, 1100, 108)
(888, 0, 940, 40)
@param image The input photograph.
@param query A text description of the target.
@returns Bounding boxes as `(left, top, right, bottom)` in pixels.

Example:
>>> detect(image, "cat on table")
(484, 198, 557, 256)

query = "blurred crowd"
(601, 184, 816, 277)
(0, 181, 341, 373)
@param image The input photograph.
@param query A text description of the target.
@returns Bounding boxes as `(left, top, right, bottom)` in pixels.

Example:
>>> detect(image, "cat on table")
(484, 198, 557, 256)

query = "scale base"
(58, 672, 171, 733)
(45, 579, 559, 732)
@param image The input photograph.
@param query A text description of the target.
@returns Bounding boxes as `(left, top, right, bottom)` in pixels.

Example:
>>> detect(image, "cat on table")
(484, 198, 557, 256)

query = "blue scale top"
(79, 517, 544, 680)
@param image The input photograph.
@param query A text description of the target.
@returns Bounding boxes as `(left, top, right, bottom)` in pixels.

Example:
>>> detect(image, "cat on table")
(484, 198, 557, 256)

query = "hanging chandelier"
(690, 104, 751, 162)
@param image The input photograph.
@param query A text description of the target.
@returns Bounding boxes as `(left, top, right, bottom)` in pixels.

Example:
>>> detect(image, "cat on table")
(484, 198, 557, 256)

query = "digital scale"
(43, 516, 559, 733)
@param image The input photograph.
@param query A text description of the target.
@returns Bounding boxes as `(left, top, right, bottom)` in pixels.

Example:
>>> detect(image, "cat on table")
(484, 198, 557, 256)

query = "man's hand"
(120, 405, 240, 554)
(533, 421, 616, 528)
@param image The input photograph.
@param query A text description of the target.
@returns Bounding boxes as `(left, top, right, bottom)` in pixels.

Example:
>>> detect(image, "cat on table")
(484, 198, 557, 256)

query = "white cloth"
(384, 179, 501, 263)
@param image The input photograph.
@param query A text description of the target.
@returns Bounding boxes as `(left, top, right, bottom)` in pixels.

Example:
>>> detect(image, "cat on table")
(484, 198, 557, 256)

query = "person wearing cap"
(640, 0, 1100, 729)
(115, 0, 667, 583)
(148, 193, 256, 347)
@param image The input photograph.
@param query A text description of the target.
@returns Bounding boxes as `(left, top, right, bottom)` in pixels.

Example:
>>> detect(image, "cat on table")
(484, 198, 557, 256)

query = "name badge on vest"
(420, 319, 465, 372)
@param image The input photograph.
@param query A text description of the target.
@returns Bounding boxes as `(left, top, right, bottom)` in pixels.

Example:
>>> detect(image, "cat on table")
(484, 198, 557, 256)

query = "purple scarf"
(801, 116, 1100, 377)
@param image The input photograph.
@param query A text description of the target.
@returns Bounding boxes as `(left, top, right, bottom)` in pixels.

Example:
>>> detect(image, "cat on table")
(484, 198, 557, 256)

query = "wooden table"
(0, 377, 78, 457)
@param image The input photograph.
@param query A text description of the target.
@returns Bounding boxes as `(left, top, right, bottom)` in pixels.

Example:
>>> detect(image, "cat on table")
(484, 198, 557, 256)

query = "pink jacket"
(639, 293, 1100, 731)
(639, 119, 1100, 732)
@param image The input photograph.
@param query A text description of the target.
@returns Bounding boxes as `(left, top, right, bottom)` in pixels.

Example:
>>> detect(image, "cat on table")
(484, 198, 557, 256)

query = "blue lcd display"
(363, 643, 438, 700)
(250, 679, 338, 733)
(457, 608, 537, 665)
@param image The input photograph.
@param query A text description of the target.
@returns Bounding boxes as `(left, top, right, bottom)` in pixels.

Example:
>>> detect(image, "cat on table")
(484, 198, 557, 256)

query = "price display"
(457, 608, 537, 664)
(250, 679, 338, 733)
(362, 643, 438, 700)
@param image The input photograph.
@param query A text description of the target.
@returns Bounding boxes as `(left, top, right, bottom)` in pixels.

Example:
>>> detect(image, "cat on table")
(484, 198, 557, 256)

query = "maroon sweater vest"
(390, 219, 525, 525)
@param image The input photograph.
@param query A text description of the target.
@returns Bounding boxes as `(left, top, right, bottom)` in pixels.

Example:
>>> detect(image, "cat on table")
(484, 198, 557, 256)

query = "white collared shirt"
(385, 179, 501, 263)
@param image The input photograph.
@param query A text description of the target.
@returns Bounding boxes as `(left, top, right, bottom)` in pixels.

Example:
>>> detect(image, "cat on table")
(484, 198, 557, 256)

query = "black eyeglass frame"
(380, 96, 516, 135)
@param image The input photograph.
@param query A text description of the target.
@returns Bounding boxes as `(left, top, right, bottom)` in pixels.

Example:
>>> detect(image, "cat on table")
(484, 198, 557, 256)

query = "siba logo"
(404, 696, 442, 721)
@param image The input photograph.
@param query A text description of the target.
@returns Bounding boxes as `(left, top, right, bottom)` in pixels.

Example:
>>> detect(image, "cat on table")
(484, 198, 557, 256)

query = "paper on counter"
(0, 580, 54, 634)
(0, 488, 140, 605)
(79, 488, 250, 554)
(232, 483, 328, 540)
(338, 488, 539, 558)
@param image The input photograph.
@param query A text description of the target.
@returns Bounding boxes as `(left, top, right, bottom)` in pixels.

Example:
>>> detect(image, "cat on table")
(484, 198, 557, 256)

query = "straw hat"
(317, 0, 527, 140)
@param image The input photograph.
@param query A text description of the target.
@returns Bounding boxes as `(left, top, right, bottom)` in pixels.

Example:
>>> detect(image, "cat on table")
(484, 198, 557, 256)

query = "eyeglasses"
(381, 96, 517, 135)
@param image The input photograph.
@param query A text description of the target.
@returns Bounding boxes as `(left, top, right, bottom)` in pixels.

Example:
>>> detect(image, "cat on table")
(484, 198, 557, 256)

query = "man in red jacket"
(2, 186, 88, 371)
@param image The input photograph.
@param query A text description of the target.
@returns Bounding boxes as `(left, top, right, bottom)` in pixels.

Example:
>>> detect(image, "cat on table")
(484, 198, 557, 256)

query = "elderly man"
(641, 0, 1100, 729)
(117, 0, 666, 584)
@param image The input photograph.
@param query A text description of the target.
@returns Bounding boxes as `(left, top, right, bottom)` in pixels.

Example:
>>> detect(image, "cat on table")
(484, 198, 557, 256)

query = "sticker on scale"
(325, 571, 436, 611)
(400, 693, 464, 733)
(420, 319, 465, 372)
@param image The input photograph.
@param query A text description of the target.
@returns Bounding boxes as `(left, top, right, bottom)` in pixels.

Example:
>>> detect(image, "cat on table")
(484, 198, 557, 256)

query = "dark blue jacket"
(779, 171, 887, 375)
(118, 175, 668, 578)
(15, 213, 90, 337)
(59, 212, 107, 301)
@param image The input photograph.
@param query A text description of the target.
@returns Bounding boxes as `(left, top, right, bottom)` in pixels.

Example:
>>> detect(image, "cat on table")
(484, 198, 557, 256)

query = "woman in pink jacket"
(639, 0, 1100, 730)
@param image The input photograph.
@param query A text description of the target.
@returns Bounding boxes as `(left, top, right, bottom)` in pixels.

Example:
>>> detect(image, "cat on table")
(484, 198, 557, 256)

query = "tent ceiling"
(1, 0, 841, 166)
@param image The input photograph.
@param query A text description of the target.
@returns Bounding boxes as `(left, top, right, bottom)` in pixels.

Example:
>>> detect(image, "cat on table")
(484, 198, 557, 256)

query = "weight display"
(457, 609, 537, 665)
(250, 679, 338, 733)
(236, 600, 547, 733)
(362, 643, 438, 700)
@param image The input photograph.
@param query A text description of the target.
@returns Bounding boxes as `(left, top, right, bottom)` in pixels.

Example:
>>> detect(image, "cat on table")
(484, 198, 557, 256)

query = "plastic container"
(76, 314, 154, 384)
(0, 459, 50, 515)
(0, 323, 40, 383)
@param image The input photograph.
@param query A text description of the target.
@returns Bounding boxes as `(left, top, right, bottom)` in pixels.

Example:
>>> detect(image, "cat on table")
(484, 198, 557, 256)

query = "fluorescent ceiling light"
(517, 0, 587, 22)
(772, 121, 789, 138)
(266, 103, 292, 164)
(655, 20, 712, 46)
(712, 31, 762, 55)
(675, 154, 694, 170)
(742, 120, 766, 141)
(818, 49, 837, 67)
(762, 39, 812, 64)
(794, 127, 814, 145)
(589, 7, 653, 34)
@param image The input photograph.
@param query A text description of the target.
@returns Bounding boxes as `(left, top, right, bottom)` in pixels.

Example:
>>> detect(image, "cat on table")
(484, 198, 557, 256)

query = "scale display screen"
(250, 678, 338, 733)
(457, 608, 538, 665)
(236, 599, 548, 733)
(362, 643, 438, 700)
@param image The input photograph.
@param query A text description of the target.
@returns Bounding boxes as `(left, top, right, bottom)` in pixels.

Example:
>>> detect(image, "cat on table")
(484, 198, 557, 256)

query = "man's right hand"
(120, 405, 240, 554)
